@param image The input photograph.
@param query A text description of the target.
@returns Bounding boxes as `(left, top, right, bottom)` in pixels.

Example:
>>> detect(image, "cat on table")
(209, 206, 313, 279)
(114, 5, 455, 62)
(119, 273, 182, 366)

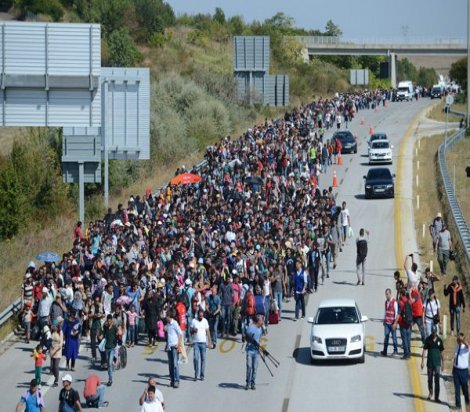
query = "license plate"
(375, 188, 384, 192)
(328, 346, 345, 352)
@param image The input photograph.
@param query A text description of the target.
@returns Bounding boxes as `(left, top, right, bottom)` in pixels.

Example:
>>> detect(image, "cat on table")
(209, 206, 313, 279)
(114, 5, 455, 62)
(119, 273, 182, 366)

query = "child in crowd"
(31, 345, 46, 386)
(126, 305, 138, 347)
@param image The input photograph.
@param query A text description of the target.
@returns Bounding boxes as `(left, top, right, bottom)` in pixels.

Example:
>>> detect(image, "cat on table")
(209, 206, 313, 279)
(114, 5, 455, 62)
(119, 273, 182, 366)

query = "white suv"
(369, 140, 393, 164)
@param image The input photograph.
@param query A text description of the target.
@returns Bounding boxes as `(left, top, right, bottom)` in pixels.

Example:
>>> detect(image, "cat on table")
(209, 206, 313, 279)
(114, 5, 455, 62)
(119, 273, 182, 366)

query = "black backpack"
(402, 300, 413, 325)
(357, 239, 368, 259)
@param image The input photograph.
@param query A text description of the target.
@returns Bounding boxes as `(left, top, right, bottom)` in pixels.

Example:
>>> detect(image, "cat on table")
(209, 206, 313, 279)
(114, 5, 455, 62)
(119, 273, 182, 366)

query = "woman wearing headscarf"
(63, 311, 81, 371)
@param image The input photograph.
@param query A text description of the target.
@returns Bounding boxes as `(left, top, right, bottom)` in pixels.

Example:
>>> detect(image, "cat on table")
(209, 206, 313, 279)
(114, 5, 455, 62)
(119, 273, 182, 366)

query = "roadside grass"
(413, 133, 470, 396)
(446, 135, 470, 226)
(0, 127, 25, 156)
(427, 101, 466, 123)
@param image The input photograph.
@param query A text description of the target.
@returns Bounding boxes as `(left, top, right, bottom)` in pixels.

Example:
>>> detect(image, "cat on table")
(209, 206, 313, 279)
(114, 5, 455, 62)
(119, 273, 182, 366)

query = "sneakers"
(106, 381, 112, 387)
(99, 401, 109, 409)
(380, 351, 387, 357)
(173, 382, 179, 389)
(293, 318, 298, 322)
(251, 384, 256, 390)
(245, 384, 250, 390)
(392, 351, 399, 357)
(357, 281, 361, 286)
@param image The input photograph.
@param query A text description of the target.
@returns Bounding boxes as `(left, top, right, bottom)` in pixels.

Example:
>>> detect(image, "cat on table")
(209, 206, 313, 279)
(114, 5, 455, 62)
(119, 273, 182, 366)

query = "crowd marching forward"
(14, 88, 468, 411)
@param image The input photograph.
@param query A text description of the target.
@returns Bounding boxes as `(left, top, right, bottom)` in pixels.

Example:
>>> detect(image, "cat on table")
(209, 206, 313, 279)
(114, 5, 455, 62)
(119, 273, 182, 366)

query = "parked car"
(430, 86, 442, 99)
(308, 299, 368, 363)
(363, 167, 395, 199)
(333, 131, 357, 154)
(367, 133, 388, 148)
(368, 140, 393, 164)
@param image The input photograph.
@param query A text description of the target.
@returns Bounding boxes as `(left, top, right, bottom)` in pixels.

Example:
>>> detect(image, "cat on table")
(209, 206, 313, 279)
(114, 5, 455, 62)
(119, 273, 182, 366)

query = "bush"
(106, 28, 142, 67)
(14, 0, 64, 21)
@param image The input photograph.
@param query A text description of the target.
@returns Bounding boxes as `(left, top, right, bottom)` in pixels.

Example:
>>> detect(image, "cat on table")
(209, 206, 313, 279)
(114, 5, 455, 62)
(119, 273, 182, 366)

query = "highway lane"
(2, 98, 445, 412)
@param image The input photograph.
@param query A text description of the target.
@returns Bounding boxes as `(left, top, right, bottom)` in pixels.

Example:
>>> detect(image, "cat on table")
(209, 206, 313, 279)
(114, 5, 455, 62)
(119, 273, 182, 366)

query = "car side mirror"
(361, 315, 368, 322)
(393, 174, 396, 178)
(363, 176, 366, 179)
(307, 317, 314, 324)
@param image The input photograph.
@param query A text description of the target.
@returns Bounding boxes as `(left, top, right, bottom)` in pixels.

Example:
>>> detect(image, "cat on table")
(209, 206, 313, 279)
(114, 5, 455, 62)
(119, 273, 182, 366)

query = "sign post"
(445, 94, 454, 148)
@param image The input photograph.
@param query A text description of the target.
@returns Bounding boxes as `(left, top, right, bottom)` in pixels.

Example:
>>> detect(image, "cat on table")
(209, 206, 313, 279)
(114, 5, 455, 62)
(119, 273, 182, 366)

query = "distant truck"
(396, 81, 414, 101)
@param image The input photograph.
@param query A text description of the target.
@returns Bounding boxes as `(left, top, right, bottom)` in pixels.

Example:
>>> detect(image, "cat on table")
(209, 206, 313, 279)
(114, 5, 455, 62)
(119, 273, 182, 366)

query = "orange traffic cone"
(332, 170, 338, 188)
(369, 126, 374, 135)
(360, 117, 365, 125)
(338, 153, 343, 166)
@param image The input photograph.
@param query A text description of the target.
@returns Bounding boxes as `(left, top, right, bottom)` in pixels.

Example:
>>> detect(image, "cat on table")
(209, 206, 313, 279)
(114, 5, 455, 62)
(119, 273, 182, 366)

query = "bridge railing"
(437, 112, 470, 263)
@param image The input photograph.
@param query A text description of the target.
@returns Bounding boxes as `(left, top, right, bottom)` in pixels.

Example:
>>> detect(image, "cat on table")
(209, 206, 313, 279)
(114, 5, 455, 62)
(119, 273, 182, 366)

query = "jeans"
(106, 348, 114, 383)
(51, 357, 60, 383)
(400, 326, 411, 357)
(295, 293, 305, 319)
(274, 291, 283, 317)
(85, 384, 106, 407)
(383, 323, 398, 353)
(193, 342, 207, 379)
(263, 296, 270, 325)
(167, 346, 180, 385)
(246, 349, 259, 386)
(412, 316, 426, 344)
(427, 366, 441, 399)
(127, 325, 137, 345)
(450, 306, 461, 334)
(437, 249, 449, 275)
(220, 305, 232, 335)
(453, 367, 469, 407)
(209, 315, 219, 346)
(232, 305, 241, 334)
(425, 319, 439, 338)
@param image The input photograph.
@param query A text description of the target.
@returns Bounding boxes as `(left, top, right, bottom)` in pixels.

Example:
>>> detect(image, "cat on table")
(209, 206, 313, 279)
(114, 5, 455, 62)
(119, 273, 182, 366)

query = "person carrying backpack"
(240, 284, 256, 339)
(398, 289, 413, 359)
(16, 379, 45, 412)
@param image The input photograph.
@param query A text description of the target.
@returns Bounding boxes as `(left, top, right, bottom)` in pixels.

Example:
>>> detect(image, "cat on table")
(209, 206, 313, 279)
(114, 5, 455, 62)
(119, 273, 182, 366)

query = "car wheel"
(310, 357, 316, 365)
(354, 148, 357, 154)
(390, 191, 395, 199)
(365, 193, 370, 199)
(358, 346, 365, 364)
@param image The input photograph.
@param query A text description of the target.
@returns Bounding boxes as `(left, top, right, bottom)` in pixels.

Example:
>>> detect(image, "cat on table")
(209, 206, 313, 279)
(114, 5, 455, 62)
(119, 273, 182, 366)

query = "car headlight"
(312, 335, 322, 344)
(386, 184, 393, 188)
(351, 334, 362, 343)
(365, 185, 371, 189)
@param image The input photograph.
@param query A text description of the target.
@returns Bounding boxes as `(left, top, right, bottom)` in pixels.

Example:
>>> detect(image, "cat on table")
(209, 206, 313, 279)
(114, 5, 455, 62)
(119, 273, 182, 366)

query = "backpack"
(402, 299, 413, 325)
(243, 292, 256, 316)
(356, 239, 368, 259)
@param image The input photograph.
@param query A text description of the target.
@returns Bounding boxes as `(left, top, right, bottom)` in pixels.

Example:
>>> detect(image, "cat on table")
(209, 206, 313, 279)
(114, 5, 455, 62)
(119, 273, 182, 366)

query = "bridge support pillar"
(389, 52, 397, 88)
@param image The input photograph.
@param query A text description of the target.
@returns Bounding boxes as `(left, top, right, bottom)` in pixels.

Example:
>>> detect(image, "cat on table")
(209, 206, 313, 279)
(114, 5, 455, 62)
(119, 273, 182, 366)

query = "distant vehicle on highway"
(368, 140, 393, 165)
(363, 167, 395, 199)
(430, 86, 442, 99)
(332, 130, 357, 154)
(308, 299, 368, 364)
(367, 133, 388, 148)
(396, 80, 414, 101)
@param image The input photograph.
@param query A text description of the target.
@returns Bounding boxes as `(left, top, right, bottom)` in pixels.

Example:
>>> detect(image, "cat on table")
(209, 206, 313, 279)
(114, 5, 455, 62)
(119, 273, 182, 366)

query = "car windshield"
(398, 87, 409, 92)
(371, 141, 389, 149)
(316, 306, 359, 324)
(368, 169, 392, 180)
(336, 133, 354, 142)
(370, 135, 386, 142)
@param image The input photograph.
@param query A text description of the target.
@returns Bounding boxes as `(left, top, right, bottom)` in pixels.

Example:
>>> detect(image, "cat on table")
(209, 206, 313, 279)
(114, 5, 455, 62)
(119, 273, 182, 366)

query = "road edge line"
(394, 104, 428, 412)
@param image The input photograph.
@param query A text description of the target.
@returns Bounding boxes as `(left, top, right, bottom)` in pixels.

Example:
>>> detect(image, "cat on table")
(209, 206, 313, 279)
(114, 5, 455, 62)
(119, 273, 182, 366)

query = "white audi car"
(308, 299, 368, 363)
(368, 140, 393, 164)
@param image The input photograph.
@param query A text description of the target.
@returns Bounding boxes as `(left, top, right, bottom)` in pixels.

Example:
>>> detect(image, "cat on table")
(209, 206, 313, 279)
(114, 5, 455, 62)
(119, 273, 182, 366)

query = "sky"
(166, 0, 467, 40)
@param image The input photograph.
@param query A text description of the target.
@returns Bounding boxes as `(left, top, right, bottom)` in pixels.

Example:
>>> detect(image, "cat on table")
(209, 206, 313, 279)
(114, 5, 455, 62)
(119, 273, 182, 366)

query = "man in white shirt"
(404, 254, 420, 290)
(140, 385, 163, 412)
(139, 377, 165, 410)
(452, 333, 469, 410)
(165, 309, 182, 388)
(190, 309, 212, 381)
(339, 202, 351, 245)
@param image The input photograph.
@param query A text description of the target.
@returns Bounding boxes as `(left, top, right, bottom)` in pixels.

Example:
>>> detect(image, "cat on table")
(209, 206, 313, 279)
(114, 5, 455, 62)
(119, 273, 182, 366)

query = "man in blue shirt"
(294, 259, 307, 321)
(244, 315, 264, 390)
(16, 379, 45, 412)
(165, 309, 182, 388)
(207, 285, 221, 347)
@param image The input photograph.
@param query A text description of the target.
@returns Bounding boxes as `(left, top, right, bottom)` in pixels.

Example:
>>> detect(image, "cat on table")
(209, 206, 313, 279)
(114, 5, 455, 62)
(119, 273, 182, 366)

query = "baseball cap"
(431, 325, 437, 333)
(62, 374, 72, 383)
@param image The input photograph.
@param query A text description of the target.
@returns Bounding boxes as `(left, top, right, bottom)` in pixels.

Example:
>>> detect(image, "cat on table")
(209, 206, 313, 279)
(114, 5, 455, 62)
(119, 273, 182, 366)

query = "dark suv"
(332, 131, 357, 154)
(430, 87, 442, 99)
(363, 167, 395, 199)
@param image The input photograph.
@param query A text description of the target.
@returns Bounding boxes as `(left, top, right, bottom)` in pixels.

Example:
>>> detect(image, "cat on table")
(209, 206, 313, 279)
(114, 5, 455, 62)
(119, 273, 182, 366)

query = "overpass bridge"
(295, 36, 467, 87)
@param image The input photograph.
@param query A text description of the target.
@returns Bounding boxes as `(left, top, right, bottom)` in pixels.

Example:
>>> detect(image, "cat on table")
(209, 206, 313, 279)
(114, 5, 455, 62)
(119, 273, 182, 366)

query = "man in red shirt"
(410, 287, 426, 344)
(84, 374, 108, 408)
(397, 289, 412, 359)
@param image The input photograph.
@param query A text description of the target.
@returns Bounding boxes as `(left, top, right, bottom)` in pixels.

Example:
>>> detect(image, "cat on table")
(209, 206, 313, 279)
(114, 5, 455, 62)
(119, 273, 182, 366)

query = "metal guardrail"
(437, 113, 470, 262)
(0, 298, 21, 329)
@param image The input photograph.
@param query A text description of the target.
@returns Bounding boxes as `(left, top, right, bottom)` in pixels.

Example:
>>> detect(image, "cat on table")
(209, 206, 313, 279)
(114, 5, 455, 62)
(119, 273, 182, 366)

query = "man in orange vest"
(381, 288, 399, 357)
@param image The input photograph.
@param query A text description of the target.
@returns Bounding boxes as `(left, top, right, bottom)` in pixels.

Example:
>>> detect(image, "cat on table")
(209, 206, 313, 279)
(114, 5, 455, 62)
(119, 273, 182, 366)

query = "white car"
(367, 133, 388, 148)
(308, 299, 368, 363)
(368, 140, 393, 164)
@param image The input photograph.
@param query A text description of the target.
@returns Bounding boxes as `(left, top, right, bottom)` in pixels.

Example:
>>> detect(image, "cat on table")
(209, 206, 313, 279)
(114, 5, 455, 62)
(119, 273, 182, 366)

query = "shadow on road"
(393, 392, 450, 407)
(218, 382, 246, 390)
(332, 280, 357, 287)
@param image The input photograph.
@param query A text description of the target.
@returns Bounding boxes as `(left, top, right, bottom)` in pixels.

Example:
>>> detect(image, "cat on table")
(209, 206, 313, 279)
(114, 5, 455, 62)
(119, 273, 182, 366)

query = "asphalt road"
(3, 98, 451, 412)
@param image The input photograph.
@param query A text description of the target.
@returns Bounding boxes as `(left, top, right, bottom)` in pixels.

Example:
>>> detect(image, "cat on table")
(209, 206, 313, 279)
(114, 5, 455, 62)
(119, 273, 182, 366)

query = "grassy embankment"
(427, 101, 466, 123)
(413, 132, 470, 399)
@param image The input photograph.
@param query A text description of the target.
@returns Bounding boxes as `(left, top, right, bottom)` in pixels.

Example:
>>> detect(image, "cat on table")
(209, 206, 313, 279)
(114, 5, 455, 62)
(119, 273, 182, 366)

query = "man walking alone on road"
(356, 229, 369, 286)
(381, 288, 398, 357)
(244, 315, 264, 390)
(165, 309, 183, 388)
(190, 309, 212, 381)
(435, 223, 452, 276)
(340, 201, 351, 246)
(421, 325, 444, 403)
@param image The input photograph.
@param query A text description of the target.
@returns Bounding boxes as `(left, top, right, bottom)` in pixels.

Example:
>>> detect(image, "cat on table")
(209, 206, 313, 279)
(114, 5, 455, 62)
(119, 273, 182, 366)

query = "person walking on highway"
(16, 379, 45, 412)
(100, 314, 117, 386)
(381, 288, 398, 357)
(397, 289, 412, 359)
(451, 333, 470, 410)
(165, 308, 183, 388)
(244, 315, 264, 390)
(207, 284, 221, 347)
(339, 202, 351, 246)
(58, 374, 83, 412)
(434, 223, 452, 276)
(355, 229, 369, 286)
(293, 259, 307, 321)
(410, 286, 426, 344)
(429, 212, 444, 248)
(444, 276, 466, 336)
(139, 377, 165, 410)
(190, 309, 212, 381)
(424, 289, 441, 337)
(421, 325, 444, 403)
(140, 385, 164, 412)
(404, 254, 420, 290)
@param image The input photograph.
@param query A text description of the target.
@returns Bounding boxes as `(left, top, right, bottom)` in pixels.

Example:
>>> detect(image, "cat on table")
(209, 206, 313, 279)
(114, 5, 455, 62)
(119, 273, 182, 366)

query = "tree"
(324, 19, 342, 37)
(397, 57, 418, 83)
(213, 7, 225, 25)
(14, 0, 64, 21)
(264, 12, 295, 32)
(449, 57, 467, 92)
(228, 15, 244, 35)
(417, 67, 437, 89)
(135, 0, 175, 42)
(106, 28, 142, 67)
